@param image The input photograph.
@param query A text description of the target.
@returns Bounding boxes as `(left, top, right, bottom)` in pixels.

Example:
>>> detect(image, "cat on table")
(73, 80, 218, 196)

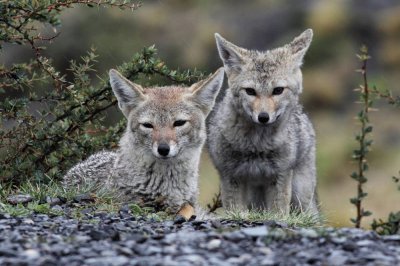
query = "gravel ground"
(0, 198, 399, 265)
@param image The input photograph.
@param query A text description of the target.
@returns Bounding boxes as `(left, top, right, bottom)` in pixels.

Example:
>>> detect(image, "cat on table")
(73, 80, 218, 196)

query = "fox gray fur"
(208, 29, 318, 214)
(63, 68, 225, 214)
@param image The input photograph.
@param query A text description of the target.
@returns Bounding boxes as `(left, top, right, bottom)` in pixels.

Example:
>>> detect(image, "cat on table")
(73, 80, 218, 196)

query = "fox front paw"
(174, 202, 196, 223)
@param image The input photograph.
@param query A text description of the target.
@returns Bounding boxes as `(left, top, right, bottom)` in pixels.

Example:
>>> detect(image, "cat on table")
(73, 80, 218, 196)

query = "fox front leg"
(266, 170, 293, 214)
(220, 178, 248, 210)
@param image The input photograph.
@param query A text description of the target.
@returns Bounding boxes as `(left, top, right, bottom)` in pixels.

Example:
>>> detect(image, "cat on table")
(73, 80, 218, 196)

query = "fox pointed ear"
(288, 29, 313, 66)
(189, 68, 225, 116)
(215, 33, 246, 74)
(109, 69, 146, 117)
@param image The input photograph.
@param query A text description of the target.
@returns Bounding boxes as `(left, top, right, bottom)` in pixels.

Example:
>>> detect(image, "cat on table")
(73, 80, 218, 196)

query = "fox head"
(109, 68, 224, 159)
(215, 29, 313, 125)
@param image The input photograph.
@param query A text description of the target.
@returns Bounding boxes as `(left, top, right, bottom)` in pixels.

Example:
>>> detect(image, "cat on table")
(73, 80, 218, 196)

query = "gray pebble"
(6, 194, 33, 205)
(242, 226, 268, 237)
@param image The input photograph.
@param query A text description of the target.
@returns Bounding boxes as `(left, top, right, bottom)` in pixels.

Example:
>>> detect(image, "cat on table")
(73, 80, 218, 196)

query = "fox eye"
(244, 88, 256, 96)
(173, 120, 187, 127)
(141, 123, 153, 129)
(272, 87, 285, 95)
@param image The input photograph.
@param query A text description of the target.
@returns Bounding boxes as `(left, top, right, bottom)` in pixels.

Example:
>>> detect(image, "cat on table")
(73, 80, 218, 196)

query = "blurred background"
(2, 0, 399, 226)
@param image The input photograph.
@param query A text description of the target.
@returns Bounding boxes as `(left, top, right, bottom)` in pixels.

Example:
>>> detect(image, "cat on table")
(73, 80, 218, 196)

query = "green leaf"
(350, 198, 359, 205)
(350, 172, 359, 179)
(362, 210, 372, 217)
(364, 126, 373, 133)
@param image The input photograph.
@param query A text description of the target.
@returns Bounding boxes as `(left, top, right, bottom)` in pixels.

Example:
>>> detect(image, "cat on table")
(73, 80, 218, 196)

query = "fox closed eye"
(173, 120, 187, 127)
(141, 123, 153, 129)
(272, 87, 285, 95)
(244, 88, 257, 96)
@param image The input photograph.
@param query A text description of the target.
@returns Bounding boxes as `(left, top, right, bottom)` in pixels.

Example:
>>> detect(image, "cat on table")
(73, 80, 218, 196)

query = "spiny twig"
(207, 189, 222, 213)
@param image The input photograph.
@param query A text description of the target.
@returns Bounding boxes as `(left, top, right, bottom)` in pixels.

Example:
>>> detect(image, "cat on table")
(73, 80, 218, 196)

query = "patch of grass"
(0, 203, 31, 217)
(222, 209, 324, 228)
(129, 203, 172, 221)
(1, 181, 322, 226)
(0, 179, 120, 218)
(0, 179, 174, 221)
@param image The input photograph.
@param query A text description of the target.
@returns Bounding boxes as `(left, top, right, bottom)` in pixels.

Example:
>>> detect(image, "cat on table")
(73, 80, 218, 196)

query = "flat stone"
(0, 248, 18, 257)
(257, 247, 273, 255)
(85, 256, 129, 266)
(0, 213, 11, 219)
(206, 238, 221, 250)
(211, 220, 222, 228)
(46, 196, 62, 206)
(383, 235, 400, 241)
(51, 205, 63, 212)
(6, 194, 33, 205)
(242, 226, 269, 237)
(342, 241, 357, 252)
(356, 239, 374, 246)
(21, 218, 34, 225)
(21, 249, 40, 260)
(73, 194, 95, 203)
(327, 250, 348, 266)
(299, 228, 318, 238)
(331, 237, 346, 244)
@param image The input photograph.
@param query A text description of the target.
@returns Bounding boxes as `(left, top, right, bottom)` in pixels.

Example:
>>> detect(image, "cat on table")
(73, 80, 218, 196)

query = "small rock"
(173, 215, 187, 225)
(100, 250, 117, 257)
(191, 220, 205, 226)
(299, 228, 318, 238)
(117, 246, 133, 256)
(224, 231, 245, 241)
(21, 218, 34, 225)
(211, 220, 222, 228)
(22, 249, 40, 260)
(227, 254, 252, 264)
(260, 257, 275, 266)
(199, 223, 212, 230)
(383, 235, 400, 241)
(264, 220, 288, 228)
(51, 205, 63, 212)
(6, 194, 33, 205)
(163, 245, 177, 254)
(80, 208, 93, 215)
(331, 237, 346, 244)
(85, 256, 129, 266)
(242, 226, 269, 237)
(342, 241, 357, 252)
(257, 247, 273, 255)
(73, 194, 95, 203)
(356, 239, 374, 246)
(363, 251, 389, 261)
(327, 250, 348, 266)
(58, 196, 68, 203)
(176, 254, 206, 264)
(0, 248, 18, 257)
(0, 213, 11, 219)
(207, 239, 221, 250)
(46, 196, 61, 206)
(89, 229, 109, 240)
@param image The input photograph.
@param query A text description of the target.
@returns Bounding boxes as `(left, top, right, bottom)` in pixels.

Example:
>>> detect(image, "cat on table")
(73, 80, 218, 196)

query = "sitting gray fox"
(208, 29, 318, 214)
(63, 68, 224, 219)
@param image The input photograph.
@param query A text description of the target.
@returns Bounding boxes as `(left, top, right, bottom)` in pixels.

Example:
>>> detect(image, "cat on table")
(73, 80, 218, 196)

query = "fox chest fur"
(209, 98, 310, 184)
(108, 133, 201, 209)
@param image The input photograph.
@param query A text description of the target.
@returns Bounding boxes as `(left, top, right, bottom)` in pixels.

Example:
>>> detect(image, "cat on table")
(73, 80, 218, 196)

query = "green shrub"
(350, 47, 400, 232)
(0, 1, 204, 186)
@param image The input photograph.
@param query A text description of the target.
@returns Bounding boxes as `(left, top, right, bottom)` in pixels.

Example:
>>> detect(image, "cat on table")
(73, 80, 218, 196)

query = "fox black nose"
(258, 112, 270, 124)
(157, 143, 170, 157)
